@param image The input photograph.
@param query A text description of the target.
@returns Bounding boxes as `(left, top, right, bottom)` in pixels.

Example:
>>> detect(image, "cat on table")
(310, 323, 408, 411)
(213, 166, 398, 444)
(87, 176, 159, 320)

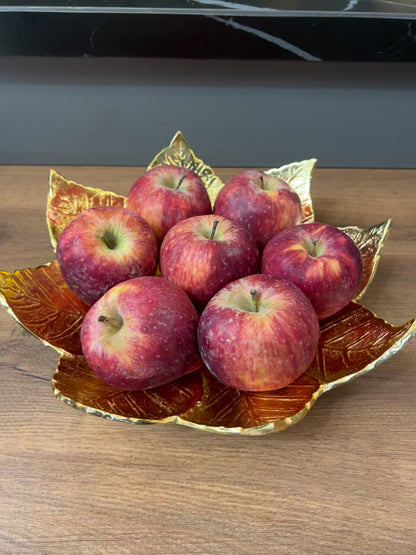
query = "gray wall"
(0, 57, 415, 168)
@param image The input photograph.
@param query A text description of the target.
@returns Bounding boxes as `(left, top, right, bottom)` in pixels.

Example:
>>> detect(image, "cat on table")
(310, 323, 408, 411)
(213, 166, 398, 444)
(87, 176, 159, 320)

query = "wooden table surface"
(1, 166, 415, 554)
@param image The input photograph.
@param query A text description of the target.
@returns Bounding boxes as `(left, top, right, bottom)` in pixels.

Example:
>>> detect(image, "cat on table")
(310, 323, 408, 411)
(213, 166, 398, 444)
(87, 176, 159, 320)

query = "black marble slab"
(1, 2, 416, 60)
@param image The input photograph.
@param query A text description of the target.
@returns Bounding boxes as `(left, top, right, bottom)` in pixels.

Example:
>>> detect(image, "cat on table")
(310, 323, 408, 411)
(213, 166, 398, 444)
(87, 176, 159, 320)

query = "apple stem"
(259, 175, 264, 189)
(210, 219, 220, 240)
(101, 230, 118, 250)
(176, 174, 188, 189)
(311, 238, 318, 257)
(98, 315, 123, 329)
(250, 289, 259, 312)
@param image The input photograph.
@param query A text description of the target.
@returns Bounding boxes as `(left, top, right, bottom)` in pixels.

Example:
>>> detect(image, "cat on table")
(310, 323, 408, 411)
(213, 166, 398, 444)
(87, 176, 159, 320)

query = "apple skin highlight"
(56, 206, 158, 306)
(126, 165, 212, 244)
(81, 276, 202, 390)
(160, 214, 259, 309)
(213, 170, 302, 249)
(197, 274, 320, 392)
(261, 222, 363, 320)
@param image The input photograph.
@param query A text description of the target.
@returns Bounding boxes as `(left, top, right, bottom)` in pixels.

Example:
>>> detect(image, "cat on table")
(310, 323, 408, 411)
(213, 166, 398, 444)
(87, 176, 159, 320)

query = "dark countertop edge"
(0, 7, 416, 19)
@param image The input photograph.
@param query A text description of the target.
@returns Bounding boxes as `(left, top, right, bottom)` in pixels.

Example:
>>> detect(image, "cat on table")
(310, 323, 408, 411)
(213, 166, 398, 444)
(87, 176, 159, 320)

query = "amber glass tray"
(1, 132, 415, 435)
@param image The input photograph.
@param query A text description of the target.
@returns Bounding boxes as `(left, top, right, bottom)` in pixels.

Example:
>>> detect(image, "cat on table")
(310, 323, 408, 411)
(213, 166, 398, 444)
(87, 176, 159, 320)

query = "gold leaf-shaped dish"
(341, 220, 392, 300)
(47, 170, 126, 248)
(53, 355, 204, 423)
(266, 158, 316, 223)
(1, 131, 415, 435)
(0, 262, 88, 355)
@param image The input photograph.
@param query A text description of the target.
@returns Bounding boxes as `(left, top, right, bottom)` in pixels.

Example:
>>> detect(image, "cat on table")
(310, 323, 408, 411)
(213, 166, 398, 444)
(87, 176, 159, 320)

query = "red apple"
(126, 164, 212, 243)
(160, 214, 259, 309)
(80, 276, 202, 390)
(197, 274, 319, 392)
(213, 169, 302, 249)
(261, 222, 363, 320)
(56, 206, 158, 306)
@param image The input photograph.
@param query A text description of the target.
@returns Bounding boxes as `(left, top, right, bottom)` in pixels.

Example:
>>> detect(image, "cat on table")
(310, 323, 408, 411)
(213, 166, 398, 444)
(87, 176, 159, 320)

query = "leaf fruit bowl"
(1, 132, 415, 435)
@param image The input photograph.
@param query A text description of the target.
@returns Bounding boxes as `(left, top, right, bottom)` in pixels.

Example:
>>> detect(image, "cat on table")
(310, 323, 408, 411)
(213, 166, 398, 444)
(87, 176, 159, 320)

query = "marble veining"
(192, 0, 273, 11)
(210, 15, 322, 61)
(379, 19, 416, 58)
(344, 0, 360, 11)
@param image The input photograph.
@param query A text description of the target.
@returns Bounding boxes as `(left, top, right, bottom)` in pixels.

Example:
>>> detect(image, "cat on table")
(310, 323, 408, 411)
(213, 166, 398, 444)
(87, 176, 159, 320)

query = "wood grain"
(1, 166, 415, 554)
